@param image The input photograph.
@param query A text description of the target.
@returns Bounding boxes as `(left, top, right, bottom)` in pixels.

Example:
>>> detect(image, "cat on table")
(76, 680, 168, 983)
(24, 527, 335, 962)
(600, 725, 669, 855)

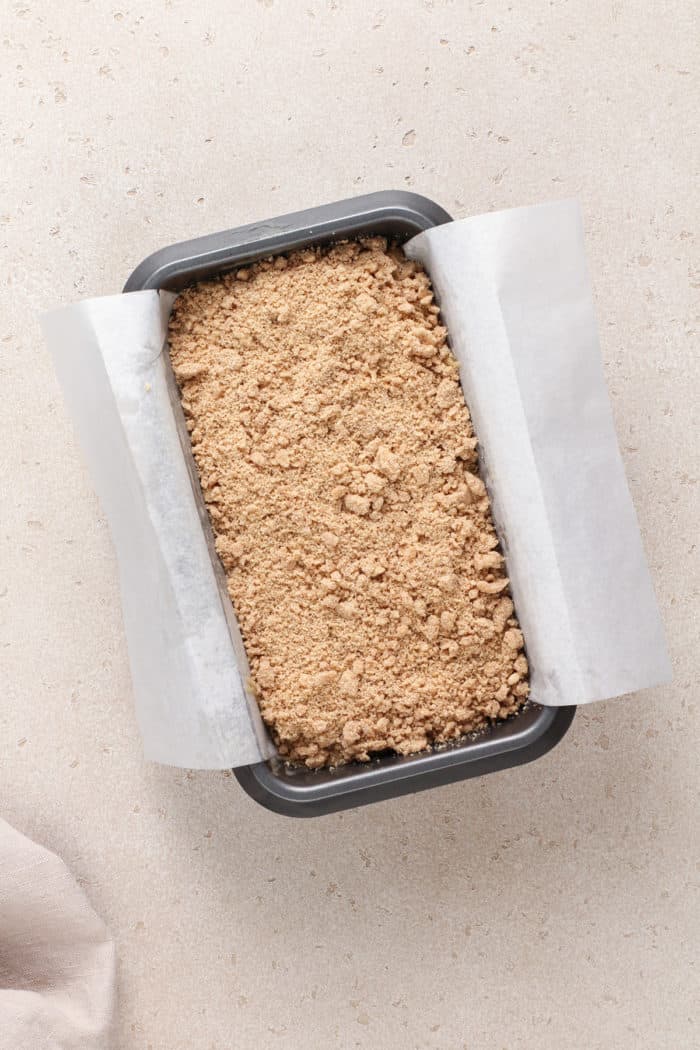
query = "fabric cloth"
(0, 819, 114, 1049)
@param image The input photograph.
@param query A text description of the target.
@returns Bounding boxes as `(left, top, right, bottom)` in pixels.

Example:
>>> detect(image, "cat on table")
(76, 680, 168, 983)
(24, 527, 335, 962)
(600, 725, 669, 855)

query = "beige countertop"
(1, 2, 697, 1048)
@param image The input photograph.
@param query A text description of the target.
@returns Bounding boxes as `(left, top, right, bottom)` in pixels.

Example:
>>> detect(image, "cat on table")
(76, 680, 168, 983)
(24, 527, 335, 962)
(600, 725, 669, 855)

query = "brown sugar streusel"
(168, 238, 529, 768)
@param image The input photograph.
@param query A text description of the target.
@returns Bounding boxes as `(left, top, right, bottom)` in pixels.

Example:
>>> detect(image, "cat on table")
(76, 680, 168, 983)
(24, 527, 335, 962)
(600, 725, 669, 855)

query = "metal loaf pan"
(125, 190, 576, 817)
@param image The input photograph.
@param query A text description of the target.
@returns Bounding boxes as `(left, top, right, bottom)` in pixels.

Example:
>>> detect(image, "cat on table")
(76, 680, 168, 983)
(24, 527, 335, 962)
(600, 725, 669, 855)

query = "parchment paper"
(41, 292, 273, 769)
(41, 199, 671, 769)
(405, 200, 671, 706)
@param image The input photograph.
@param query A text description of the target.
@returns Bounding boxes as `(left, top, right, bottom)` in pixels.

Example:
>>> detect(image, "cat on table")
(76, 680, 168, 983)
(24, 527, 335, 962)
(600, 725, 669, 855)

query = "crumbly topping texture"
(168, 239, 529, 768)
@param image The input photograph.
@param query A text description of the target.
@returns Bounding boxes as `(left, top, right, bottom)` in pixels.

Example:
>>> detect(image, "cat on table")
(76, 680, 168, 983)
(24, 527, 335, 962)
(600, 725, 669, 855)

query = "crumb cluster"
(168, 239, 529, 768)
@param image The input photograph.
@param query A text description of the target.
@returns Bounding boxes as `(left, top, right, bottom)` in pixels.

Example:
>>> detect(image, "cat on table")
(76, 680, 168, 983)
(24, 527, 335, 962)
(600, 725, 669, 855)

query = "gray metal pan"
(125, 190, 575, 817)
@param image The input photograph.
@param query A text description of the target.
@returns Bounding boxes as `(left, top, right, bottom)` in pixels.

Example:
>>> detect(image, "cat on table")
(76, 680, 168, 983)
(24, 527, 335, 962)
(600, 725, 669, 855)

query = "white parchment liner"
(41, 200, 671, 769)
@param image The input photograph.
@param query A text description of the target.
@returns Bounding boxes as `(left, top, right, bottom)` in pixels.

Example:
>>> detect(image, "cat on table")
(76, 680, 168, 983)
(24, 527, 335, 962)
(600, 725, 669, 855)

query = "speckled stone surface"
(1, 3, 697, 1048)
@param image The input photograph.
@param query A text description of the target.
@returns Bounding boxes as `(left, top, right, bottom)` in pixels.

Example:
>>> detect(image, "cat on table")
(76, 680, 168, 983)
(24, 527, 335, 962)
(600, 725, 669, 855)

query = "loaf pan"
(125, 190, 576, 817)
